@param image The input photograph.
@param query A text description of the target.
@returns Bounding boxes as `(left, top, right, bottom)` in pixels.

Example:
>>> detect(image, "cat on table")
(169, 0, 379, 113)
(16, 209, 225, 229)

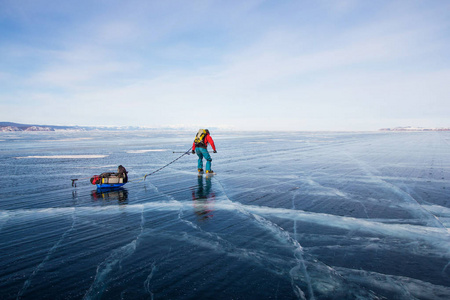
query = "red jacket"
(192, 134, 216, 151)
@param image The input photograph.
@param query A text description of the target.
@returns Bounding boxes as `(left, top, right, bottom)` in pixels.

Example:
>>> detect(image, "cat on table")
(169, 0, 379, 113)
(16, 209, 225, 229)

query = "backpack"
(117, 165, 128, 183)
(117, 165, 127, 176)
(194, 129, 208, 147)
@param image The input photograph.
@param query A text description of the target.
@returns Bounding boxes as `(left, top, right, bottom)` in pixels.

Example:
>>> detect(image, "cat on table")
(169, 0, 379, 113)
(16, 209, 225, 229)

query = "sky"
(1, 0, 450, 131)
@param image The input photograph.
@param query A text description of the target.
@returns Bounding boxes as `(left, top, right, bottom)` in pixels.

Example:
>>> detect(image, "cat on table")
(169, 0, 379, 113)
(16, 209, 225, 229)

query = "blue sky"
(1, 0, 449, 131)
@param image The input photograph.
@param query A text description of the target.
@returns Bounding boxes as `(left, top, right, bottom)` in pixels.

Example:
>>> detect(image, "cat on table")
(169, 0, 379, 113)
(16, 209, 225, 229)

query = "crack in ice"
(83, 205, 146, 300)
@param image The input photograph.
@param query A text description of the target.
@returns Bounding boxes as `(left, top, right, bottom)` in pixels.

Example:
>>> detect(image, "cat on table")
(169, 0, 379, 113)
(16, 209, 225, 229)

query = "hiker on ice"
(192, 129, 217, 174)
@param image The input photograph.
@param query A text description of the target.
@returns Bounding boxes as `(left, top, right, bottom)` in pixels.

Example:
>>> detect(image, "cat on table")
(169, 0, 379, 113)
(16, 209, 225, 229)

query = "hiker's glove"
(192, 150, 195, 154)
(213, 150, 217, 153)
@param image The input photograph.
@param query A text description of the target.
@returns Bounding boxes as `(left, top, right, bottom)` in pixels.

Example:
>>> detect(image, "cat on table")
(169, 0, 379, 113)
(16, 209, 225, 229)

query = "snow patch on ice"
(16, 155, 108, 159)
(39, 138, 93, 142)
(125, 149, 166, 153)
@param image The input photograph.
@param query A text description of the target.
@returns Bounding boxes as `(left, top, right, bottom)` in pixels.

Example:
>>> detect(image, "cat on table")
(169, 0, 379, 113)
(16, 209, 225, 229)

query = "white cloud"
(1, 0, 450, 130)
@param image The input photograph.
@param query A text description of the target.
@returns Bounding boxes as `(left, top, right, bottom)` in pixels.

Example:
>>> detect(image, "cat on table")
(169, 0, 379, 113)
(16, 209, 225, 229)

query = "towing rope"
(141, 147, 192, 181)
(71, 147, 193, 186)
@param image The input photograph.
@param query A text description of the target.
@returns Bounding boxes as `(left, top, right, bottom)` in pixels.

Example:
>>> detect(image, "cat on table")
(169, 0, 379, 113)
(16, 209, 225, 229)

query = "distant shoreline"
(0, 122, 189, 132)
(379, 127, 450, 132)
(0, 122, 84, 132)
(2, 122, 449, 132)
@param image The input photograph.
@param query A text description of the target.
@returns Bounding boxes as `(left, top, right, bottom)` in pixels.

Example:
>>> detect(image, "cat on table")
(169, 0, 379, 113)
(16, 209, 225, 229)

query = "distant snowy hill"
(380, 126, 450, 131)
(0, 122, 80, 132)
(0, 122, 220, 132)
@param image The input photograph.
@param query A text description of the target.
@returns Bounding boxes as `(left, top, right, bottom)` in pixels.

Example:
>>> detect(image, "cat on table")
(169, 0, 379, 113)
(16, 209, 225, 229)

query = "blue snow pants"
(196, 148, 212, 171)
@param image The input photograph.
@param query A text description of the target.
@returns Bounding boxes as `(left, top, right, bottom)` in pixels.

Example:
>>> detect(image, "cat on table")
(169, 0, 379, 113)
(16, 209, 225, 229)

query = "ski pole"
(173, 151, 191, 154)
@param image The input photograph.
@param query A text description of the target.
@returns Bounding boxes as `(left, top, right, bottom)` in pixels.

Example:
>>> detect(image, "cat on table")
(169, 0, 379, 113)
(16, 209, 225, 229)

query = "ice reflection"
(91, 188, 129, 204)
(191, 176, 215, 221)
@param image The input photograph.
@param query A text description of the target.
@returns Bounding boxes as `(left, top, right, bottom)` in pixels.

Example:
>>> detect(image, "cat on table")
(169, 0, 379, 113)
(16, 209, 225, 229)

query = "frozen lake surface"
(1, 131, 449, 299)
